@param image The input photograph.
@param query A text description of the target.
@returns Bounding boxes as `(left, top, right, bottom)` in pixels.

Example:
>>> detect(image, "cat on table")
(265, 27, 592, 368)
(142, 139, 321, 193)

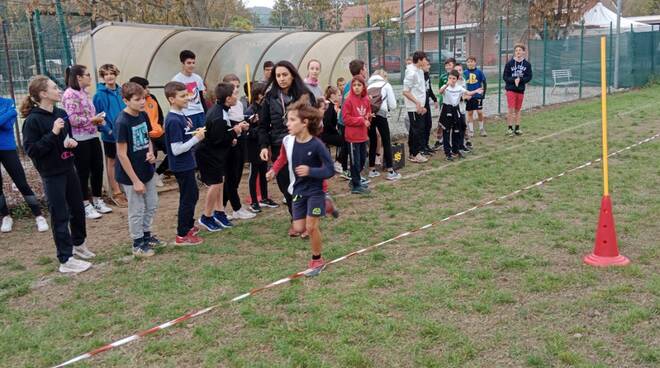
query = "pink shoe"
(306, 257, 326, 276)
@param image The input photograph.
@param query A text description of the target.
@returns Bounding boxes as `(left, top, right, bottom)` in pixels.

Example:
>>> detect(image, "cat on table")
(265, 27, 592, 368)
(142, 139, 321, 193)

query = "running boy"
(114, 82, 160, 257)
(164, 81, 205, 245)
(464, 56, 487, 137)
(172, 50, 207, 129)
(503, 44, 532, 136)
(266, 95, 334, 275)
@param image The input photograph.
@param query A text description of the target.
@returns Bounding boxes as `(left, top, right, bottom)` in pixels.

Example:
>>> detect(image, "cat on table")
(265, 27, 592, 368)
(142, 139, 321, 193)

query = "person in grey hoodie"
(366, 69, 401, 181)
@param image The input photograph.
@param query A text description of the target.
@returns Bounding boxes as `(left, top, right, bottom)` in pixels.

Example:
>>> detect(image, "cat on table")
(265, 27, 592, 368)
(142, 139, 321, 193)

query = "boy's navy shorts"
(466, 98, 483, 111)
(292, 193, 325, 220)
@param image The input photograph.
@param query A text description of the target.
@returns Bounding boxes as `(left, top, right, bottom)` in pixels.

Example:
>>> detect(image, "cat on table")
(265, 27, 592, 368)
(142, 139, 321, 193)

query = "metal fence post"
(367, 14, 372, 74)
(1, 19, 22, 153)
(579, 20, 584, 99)
(399, 0, 405, 84)
(542, 20, 547, 106)
(55, 0, 73, 67)
(497, 16, 503, 115)
(608, 22, 613, 91)
(27, 12, 41, 75)
(438, 0, 442, 88)
(33, 10, 47, 76)
(652, 25, 656, 74)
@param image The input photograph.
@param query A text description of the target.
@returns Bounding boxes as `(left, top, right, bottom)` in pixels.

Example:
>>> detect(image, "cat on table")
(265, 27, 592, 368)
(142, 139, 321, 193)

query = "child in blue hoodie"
(0, 97, 48, 233)
(93, 64, 127, 207)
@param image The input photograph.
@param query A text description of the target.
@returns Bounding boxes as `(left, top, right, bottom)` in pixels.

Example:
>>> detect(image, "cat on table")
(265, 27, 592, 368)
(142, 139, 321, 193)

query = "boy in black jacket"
(503, 44, 533, 136)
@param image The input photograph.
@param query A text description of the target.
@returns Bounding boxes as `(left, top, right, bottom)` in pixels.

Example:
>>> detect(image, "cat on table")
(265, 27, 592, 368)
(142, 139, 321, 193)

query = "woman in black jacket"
(21, 75, 94, 273)
(258, 61, 316, 233)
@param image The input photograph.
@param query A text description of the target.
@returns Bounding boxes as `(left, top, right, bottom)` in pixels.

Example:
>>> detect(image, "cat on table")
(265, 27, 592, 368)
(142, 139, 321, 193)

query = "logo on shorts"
(312, 207, 321, 215)
(308, 151, 312, 156)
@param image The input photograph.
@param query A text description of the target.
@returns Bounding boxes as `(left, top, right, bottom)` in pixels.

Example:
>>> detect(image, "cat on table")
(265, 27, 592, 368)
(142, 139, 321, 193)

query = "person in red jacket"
(341, 75, 372, 194)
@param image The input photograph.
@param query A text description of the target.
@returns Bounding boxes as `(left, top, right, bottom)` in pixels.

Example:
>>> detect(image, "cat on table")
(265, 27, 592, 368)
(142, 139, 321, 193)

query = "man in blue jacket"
(93, 63, 127, 207)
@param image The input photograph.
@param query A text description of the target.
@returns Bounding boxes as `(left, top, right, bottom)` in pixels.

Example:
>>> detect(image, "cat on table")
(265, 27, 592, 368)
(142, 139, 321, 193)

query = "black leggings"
(368, 115, 393, 169)
(271, 143, 292, 216)
(151, 135, 169, 175)
(42, 169, 86, 263)
(248, 160, 268, 204)
(223, 143, 245, 212)
(73, 138, 104, 200)
(322, 132, 348, 171)
(0, 149, 42, 217)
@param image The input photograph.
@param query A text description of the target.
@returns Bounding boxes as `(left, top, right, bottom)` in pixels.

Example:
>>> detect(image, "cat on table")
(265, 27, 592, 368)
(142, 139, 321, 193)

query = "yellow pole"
(245, 64, 252, 104)
(600, 36, 609, 197)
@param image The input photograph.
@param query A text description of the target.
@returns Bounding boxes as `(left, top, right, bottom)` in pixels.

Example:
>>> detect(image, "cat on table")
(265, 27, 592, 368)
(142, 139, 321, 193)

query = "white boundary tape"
(52, 132, 659, 367)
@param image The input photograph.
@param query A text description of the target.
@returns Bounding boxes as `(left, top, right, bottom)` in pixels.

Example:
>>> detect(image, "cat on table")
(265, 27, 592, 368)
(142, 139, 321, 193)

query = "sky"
(243, 0, 275, 8)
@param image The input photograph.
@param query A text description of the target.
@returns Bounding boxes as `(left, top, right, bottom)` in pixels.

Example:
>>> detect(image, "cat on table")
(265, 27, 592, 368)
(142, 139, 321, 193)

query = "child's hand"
(265, 170, 275, 181)
(295, 165, 310, 177)
(514, 77, 520, 87)
(63, 137, 78, 149)
(91, 116, 105, 126)
(260, 148, 270, 162)
(231, 139, 237, 146)
(133, 180, 145, 194)
(476, 88, 484, 94)
(364, 118, 371, 128)
(240, 121, 250, 131)
(52, 118, 65, 135)
(194, 127, 206, 140)
(146, 151, 156, 164)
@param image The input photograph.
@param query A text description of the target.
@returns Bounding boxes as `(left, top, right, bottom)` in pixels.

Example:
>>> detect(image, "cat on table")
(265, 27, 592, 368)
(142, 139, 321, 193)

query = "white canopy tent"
(581, 2, 652, 31)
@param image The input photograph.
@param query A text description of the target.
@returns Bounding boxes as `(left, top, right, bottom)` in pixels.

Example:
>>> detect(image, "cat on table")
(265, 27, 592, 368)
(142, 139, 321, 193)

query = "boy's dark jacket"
(503, 58, 533, 93)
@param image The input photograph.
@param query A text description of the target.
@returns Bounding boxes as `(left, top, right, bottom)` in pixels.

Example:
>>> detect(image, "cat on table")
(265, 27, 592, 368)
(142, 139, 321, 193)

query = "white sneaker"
(386, 171, 402, 181)
(155, 173, 164, 187)
(1, 216, 13, 232)
(84, 203, 102, 219)
(233, 207, 257, 220)
(35, 216, 49, 232)
(73, 242, 96, 259)
(480, 128, 488, 137)
(410, 153, 428, 163)
(368, 169, 380, 178)
(333, 161, 343, 174)
(93, 198, 112, 214)
(59, 257, 92, 273)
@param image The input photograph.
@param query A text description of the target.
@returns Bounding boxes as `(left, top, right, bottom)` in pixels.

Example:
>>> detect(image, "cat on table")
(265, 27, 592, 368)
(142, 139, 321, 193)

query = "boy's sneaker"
(410, 153, 428, 163)
(514, 128, 523, 135)
(432, 140, 443, 151)
(465, 140, 473, 148)
(190, 225, 201, 236)
(73, 242, 96, 259)
(334, 161, 343, 173)
(198, 215, 222, 232)
(306, 258, 326, 277)
(175, 230, 203, 246)
(340, 170, 351, 180)
(360, 176, 370, 185)
(155, 173, 165, 187)
(144, 234, 166, 248)
(386, 171, 402, 181)
(233, 207, 257, 220)
(35, 215, 49, 232)
(93, 198, 112, 214)
(325, 194, 339, 218)
(480, 128, 488, 137)
(1, 216, 13, 232)
(133, 243, 155, 258)
(351, 185, 371, 195)
(259, 198, 279, 208)
(84, 203, 102, 219)
(249, 203, 262, 213)
(445, 155, 454, 161)
(59, 257, 92, 273)
(213, 211, 234, 228)
(507, 127, 515, 136)
(368, 169, 380, 178)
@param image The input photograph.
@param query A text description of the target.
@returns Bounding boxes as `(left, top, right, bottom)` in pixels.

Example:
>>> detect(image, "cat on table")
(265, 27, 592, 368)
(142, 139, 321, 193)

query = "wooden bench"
(551, 69, 579, 94)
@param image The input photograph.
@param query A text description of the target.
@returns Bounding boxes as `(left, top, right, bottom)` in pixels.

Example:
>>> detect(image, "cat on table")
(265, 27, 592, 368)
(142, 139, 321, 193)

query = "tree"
(269, 0, 349, 30)
(623, 0, 660, 16)
(270, 0, 292, 27)
(528, 0, 591, 39)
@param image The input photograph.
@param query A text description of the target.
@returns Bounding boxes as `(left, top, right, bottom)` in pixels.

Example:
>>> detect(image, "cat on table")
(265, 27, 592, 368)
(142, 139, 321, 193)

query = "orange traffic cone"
(583, 195, 630, 267)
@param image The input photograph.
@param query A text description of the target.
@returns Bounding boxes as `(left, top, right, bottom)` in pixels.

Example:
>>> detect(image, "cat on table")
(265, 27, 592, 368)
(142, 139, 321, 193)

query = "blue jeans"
(349, 141, 367, 188)
(187, 112, 206, 130)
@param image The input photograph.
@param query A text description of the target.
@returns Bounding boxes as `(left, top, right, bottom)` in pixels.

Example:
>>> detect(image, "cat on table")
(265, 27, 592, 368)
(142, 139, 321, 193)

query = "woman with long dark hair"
(258, 60, 315, 236)
(21, 75, 95, 273)
(62, 64, 112, 220)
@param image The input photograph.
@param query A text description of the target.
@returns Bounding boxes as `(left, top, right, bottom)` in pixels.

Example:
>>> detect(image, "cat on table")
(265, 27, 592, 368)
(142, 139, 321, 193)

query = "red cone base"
(583, 195, 630, 267)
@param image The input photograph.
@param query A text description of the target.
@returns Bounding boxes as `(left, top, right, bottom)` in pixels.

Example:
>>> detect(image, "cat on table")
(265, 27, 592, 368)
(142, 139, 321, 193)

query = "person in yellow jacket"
(129, 77, 167, 187)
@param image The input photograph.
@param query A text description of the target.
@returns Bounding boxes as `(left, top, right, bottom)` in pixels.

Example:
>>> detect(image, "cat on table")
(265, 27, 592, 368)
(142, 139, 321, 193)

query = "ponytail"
(19, 75, 51, 118)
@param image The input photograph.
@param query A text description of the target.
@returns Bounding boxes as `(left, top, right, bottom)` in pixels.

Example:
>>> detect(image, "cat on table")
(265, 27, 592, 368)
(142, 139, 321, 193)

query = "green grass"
(1, 85, 660, 367)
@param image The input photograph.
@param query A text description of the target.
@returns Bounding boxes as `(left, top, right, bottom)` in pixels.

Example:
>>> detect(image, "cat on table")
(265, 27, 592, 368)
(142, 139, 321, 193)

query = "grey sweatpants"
(123, 176, 159, 240)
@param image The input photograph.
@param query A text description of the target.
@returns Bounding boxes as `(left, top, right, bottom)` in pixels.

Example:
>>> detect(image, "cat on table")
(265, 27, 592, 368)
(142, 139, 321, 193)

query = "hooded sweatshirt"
(341, 76, 371, 143)
(503, 57, 533, 93)
(403, 63, 426, 112)
(22, 106, 75, 177)
(366, 74, 397, 118)
(0, 97, 18, 150)
(93, 83, 126, 143)
(61, 87, 98, 141)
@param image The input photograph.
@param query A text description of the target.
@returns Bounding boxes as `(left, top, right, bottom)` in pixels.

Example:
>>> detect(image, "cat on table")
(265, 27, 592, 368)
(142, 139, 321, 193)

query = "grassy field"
(1, 84, 659, 368)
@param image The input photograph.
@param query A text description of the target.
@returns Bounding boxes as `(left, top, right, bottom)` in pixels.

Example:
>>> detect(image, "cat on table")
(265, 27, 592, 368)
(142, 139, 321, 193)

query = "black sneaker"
(259, 198, 279, 208)
(465, 140, 473, 148)
(144, 234, 166, 248)
(514, 129, 523, 136)
(507, 127, 515, 136)
(249, 203, 262, 213)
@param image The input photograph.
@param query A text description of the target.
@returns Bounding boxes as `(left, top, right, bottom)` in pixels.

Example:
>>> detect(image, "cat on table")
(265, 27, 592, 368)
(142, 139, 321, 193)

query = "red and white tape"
(53, 132, 659, 367)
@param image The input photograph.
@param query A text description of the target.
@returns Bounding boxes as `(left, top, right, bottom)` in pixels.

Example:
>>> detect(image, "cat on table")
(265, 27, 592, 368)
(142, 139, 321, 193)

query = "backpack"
(367, 84, 384, 113)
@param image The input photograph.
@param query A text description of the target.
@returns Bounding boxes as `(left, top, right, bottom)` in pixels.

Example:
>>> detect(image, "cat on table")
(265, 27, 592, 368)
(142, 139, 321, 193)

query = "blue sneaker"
(213, 211, 233, 228)
(198, 215, 222, 232)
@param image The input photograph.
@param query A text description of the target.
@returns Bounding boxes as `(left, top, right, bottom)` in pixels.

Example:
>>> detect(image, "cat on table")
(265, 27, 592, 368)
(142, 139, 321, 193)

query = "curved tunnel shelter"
(77, 23, 367, 109)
